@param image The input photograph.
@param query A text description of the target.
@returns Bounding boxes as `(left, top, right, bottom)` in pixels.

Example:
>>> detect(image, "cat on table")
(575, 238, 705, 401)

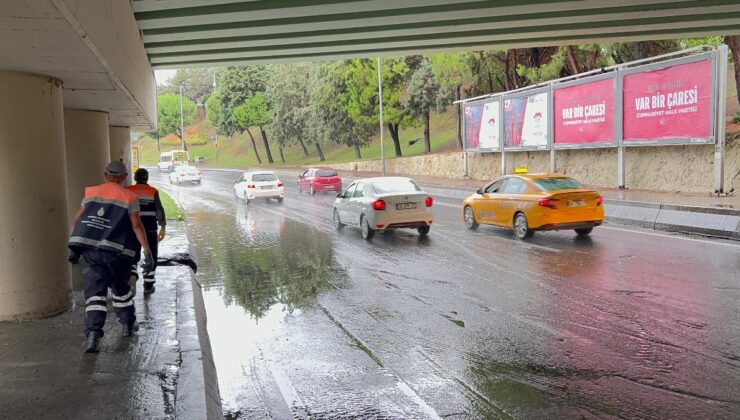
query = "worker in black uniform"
(68, 161, 154, 353)
(127, 168, 166, 295)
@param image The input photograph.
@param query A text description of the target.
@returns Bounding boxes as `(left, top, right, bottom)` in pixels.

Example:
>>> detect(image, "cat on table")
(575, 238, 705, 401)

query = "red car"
(297, 167, 342, 195)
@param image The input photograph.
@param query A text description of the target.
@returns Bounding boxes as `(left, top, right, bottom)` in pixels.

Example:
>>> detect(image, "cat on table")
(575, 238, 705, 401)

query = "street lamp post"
(377, 57, 386, 175)
(179, 84, 185, 150)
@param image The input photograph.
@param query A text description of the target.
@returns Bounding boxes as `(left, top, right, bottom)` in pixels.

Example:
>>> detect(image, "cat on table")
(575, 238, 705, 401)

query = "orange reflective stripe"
(85, 183, 138, 207)
(126, 184, 157, 199)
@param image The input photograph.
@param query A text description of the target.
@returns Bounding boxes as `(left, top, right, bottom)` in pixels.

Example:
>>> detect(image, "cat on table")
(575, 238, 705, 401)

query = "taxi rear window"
(534, 177, 583, 191)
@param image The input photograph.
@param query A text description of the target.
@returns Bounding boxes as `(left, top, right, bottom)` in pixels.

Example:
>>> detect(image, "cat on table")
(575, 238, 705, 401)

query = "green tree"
(233, 93, 274, 163)
(157, 94, 196, 149)
(160, 68, 216, 105)
(404, 59, 451, 154)
(314, 62, 370, 159)
(430, 52, 472, 149)
(267, 64, 315, 158)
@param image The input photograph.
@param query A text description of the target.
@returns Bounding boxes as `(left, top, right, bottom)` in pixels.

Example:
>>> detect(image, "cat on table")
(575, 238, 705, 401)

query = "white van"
(158, 150, 189, 172)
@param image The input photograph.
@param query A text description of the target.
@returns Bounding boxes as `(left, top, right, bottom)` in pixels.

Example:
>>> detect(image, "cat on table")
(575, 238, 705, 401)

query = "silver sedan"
(332, 177, 434, 240)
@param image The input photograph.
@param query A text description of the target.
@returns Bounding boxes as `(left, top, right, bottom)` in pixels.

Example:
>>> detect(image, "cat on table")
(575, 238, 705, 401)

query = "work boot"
(122, 323, 138, 337)
(85, 331, 100, 353)
(143, 282, 155, 295)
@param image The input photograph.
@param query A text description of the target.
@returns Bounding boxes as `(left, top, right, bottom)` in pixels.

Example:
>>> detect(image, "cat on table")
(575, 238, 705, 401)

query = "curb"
(604, 200, 740, 240)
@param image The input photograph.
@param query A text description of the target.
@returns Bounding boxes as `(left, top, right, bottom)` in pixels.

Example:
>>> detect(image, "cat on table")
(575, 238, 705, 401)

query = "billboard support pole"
(548, 84, 556, 172)
(616, 68, 626, 188)
(377, 57, 386, 176)
(714, 45, 728, 194)
(462, 102, 469, 177)
(499, 98, 506, 175)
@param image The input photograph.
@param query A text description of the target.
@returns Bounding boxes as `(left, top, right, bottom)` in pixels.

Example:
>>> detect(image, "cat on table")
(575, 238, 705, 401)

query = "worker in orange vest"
(68, 161, 154, 353)
(127, 168, 166, 295)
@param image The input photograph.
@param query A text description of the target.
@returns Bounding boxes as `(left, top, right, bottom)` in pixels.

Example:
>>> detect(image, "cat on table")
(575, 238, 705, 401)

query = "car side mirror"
(336, 193, 342, 198)
(476, 188, 482, 194)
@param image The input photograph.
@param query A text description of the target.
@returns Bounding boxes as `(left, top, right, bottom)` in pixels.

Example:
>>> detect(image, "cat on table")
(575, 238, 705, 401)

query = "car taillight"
(538, 198, 557, 209)
(247, 184, 256, 189)
(425, 196, 433, 207)
(596, 195, 603, 206)
(277, 182, 284, 187)
(372, 200, 386, 211)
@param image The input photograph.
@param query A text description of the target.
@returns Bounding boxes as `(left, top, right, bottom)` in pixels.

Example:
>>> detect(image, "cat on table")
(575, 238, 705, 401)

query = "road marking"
(396, 381, 444, 420)
(600, 225, 740, 248)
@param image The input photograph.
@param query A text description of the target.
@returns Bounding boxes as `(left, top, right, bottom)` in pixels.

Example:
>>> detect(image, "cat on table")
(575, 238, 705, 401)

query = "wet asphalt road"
(151, 168, 740, 419)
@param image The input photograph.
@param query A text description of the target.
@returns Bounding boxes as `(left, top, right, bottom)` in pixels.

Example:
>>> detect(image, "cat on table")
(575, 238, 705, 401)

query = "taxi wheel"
(464, 206, 479, 230)
(277, 197, 284, 204)
(333, 210, 344, 231)
(575, 227, 593, 236)
(361, 215, 375, 240)
(514, 213, 534, 239)
(417, 225, 430, 236)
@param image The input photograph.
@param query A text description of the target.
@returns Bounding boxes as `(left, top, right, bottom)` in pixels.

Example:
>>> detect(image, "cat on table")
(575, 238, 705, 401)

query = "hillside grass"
(136, 109, 460, 169)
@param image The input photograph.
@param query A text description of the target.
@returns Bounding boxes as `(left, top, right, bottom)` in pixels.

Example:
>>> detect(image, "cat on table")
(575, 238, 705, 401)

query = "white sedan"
(168, 165, 202, 185)
(234, 170, 284, 204)
(333, 177, 434, 240)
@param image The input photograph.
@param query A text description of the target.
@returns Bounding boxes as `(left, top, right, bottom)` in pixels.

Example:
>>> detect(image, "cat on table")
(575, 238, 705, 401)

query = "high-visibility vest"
(68, 182, 140, 258)
(127, 183, 159, 231)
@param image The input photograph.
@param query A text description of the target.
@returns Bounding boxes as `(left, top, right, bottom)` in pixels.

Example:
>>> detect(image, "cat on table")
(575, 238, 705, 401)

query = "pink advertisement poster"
(623, 59, 713, 142)
(554, 78, 614, 145)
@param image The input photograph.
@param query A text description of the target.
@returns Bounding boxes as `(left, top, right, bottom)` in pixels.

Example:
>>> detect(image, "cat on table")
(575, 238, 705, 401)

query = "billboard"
(622, 58, 714, 144)
(464, 99, 500, 151)
(554, 76, 615, 147)
(504, 91, 549, 149)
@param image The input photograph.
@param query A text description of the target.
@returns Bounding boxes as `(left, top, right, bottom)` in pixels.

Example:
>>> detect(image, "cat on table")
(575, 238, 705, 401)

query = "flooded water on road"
(155, 170, 740, 419)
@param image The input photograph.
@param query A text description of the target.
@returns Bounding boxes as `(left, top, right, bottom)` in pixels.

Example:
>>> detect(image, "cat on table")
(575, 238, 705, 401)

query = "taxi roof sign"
(514, 167, 528, 174)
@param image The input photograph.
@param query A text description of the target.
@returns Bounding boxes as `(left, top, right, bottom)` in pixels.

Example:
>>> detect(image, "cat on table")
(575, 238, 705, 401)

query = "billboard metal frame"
(501, 86, 551, 152)
(462, 97, 503, 153)
(552, 72, 619, 150)
(458, 45, 728, 193)
(619, 51, 718, 147)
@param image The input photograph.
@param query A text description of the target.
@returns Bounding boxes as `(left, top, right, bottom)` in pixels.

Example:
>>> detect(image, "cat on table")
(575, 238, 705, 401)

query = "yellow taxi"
(461, 171, 604, 239)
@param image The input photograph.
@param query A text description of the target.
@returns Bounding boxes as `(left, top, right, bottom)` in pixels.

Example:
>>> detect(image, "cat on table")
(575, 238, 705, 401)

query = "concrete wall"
(334, 134, 740, 193)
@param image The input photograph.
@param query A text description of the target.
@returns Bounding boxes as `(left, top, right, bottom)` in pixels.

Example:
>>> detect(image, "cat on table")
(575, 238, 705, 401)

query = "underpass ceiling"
(133, 0, 740, 69)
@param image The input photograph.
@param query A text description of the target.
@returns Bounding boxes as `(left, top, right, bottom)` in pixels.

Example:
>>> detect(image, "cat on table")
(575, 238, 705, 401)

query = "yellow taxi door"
(494, 177, 527, 227)
(475, 179, 506, 224)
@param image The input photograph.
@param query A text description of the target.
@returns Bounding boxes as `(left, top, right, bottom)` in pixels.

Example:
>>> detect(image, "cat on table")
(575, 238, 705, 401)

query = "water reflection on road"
(155, 170, 740, 419)
(187, 201, 344, 417)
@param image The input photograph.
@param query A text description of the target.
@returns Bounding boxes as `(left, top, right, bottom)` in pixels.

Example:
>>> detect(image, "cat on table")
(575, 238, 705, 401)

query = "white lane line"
(395, 381, 444, 420)
(599, 225, 740, 248)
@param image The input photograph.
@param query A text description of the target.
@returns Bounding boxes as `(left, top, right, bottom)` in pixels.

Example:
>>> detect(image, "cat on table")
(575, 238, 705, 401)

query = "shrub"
(186, 133, 208, 145)
(733, 112, 740, 124)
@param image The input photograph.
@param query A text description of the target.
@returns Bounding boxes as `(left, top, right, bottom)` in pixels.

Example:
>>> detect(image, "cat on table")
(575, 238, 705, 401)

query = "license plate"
(260, 186, 272, 190)
(567, 200, 587, 207)
(396, 202, 417, 210)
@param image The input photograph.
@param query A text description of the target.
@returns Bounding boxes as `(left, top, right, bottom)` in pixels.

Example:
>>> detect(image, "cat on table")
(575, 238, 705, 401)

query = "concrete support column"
(64, 110, 111, 288)
(0, 72, 70, 320)
(109, 126, 132, 185)
(64, 110, 111, 222)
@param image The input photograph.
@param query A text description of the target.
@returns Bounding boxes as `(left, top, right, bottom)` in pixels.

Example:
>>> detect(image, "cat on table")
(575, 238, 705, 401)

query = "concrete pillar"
(64, 110, 111, 223)
(0, 72, 71, 320)
(109, 126, 132, 185)
(64, 110, 111, 289)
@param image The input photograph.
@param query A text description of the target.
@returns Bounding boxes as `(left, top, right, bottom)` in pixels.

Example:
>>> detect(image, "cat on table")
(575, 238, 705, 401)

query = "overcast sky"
(154, 69, 176, 86)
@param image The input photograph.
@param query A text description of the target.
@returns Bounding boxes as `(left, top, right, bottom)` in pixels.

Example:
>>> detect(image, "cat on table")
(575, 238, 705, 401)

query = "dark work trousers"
(82, 250, 135, 336)
(131, 230, 159, 290)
